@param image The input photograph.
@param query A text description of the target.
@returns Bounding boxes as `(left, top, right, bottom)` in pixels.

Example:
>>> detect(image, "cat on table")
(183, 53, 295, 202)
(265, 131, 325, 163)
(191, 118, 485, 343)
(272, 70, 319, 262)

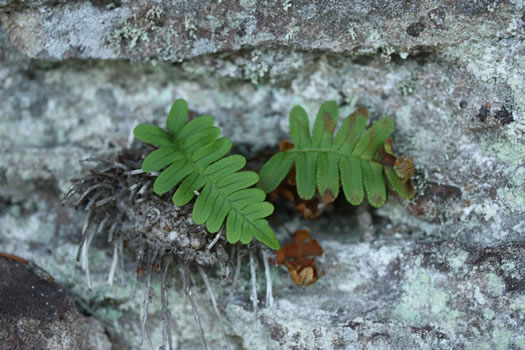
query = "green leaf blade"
(153, 160, 192, 195)
(176, 116, 214, 143)
(166, 99, 188, 136)
(206, 196, 231, 233)
(295, 152, 317, 200)
(218, 172, 259, 195)
(193, 137, 232, 168)
(142, 146, 182, 172)
(362, 160, 386, 208)
(182, 126, 221, 153)
(204, 155, 246, 179)
(312, 100, 338, 148)
(241, 202, 274, 220)
(134, 124, 173, 146)
(289, 106, 312, 148)
(317, 152, 339, 202)
(385, 167, 416, 200)
(352, 118, 394, 160)
(229, 188, 267, 210)
(257, 152, 296, 193)
(226, 211, 243, 244)
(252, 220, 280, 249)
(334, 107, 369, 152)
(172, 172, 206, 206)
(193, 185, 219, 225)
(340, 156, 364, 205)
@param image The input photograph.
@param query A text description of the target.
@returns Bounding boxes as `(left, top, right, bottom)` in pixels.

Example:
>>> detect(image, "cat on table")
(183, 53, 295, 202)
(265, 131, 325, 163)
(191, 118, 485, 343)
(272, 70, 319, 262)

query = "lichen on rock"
(1, 0, 524, 348)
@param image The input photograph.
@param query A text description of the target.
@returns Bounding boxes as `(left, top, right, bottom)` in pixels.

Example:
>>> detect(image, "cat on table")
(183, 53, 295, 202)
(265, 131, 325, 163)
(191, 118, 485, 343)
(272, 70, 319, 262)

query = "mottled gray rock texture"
(0, 256, 112, 350)
(1, 0, 524, 349)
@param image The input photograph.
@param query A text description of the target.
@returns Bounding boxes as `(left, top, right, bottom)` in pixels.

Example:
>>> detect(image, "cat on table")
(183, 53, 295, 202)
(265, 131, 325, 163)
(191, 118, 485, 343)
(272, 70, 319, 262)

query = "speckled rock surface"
(1, 0, 524, 349)
(0, 257, 112, 350)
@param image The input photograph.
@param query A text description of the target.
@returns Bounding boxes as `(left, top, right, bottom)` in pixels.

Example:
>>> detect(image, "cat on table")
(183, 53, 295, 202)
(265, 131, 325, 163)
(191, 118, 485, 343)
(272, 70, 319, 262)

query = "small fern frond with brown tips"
(257, 101, 415, 208)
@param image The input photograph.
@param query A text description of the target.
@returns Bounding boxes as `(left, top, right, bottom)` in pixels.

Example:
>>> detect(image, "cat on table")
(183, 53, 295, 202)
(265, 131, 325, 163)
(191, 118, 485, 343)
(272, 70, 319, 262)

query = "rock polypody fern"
(258, 101, 415, 208)
(134, 99, 279, 249)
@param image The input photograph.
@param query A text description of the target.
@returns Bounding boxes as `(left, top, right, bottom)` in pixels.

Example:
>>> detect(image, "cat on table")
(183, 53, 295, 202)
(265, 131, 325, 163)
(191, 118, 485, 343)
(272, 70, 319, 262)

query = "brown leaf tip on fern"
(258, 101, 416, 209)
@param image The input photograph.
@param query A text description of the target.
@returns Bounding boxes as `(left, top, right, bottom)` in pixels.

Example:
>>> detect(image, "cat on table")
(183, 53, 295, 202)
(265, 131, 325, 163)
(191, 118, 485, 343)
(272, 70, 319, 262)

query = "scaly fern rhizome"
(64, 98, 415, 350)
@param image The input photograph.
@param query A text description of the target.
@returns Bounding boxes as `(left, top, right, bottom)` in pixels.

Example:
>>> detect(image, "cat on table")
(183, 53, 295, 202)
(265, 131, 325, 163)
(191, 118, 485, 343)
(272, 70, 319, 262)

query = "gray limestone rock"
(0, 0, 524, 349)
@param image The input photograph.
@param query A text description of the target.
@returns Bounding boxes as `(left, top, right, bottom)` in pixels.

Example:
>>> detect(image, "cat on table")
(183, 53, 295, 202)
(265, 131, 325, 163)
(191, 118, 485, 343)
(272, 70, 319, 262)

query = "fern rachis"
(134, 99, 279, 249)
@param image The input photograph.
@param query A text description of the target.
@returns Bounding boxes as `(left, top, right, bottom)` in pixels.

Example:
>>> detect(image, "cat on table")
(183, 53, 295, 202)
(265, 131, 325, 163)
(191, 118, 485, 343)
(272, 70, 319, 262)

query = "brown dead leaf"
(274, 229, 323, 286)
(394, 156, 414, 181)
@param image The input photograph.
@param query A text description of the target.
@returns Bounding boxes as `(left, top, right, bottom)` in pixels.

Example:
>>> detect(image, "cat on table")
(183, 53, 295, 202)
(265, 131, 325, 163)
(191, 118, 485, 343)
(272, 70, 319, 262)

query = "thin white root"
(81, 226, 97, 290)
(118, 236, 125, 285)
(262, 248, 274, 308)
(221, 248, 242, 310)
(76, 213, 93, 262)
(126, 169, 145, 175)
(107, 221, 118, 243)
(138, 180, 151, 196)
(84, 191, 105, 211)
(96, 214, 110, 235)
(249, 250, 259, 331)
(199, 267, 228, 349)
(140, 254, 155, 346)
(108, 240, 119, 285)
(132, 246, 145, 298)
(80, 213, 107, 289)
(181, 266, 208, 350)
(74, 183, 113, 207)
(207, 229, 222, 251)
(93, 194, 120, 208)
(161, 256, 174, 350)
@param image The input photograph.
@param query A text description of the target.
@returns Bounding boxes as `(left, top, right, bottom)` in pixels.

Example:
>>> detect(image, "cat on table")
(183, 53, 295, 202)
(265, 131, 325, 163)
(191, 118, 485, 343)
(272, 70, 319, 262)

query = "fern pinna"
(258, 101, 415, 208)
(133, 99, 279, 249)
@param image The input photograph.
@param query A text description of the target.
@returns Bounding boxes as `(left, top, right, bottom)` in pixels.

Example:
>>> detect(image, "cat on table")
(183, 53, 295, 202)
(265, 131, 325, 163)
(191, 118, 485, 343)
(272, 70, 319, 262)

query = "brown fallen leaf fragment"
(274, 229, 323, 286)
(393, 156, 415, 182)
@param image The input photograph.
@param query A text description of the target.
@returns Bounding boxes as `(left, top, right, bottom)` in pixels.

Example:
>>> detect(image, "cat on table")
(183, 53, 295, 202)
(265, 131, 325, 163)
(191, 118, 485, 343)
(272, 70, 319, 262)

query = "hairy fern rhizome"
(133, 99, 279, 249)
(258, 101, 415, 208)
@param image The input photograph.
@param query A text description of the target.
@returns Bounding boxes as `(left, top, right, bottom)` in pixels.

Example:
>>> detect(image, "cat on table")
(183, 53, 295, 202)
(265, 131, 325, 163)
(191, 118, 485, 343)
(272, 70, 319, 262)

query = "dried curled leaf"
(374, 138, 416, 199)
(274, 229, 323, 286)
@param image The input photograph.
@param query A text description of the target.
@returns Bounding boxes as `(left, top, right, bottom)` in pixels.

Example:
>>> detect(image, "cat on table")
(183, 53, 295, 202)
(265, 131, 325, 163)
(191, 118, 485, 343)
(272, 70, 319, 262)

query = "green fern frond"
(133, 99, 279, 249)
(258, 101, 415, 208)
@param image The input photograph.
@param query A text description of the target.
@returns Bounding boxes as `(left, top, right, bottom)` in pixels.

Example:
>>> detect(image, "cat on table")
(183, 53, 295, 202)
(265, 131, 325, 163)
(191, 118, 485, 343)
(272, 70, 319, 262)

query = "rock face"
(1, 0, 524, 349)
(0, 257, 111, 350)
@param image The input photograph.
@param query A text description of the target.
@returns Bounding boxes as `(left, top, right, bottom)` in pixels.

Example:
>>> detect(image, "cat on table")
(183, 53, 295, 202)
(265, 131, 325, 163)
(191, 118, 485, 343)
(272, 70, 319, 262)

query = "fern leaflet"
(134, 99, 280, 249)
(258, 101, 415, 208)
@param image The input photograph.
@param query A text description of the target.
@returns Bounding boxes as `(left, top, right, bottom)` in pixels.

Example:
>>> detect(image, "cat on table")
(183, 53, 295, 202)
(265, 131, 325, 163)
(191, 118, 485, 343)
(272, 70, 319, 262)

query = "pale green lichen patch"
(483, 309, 495, 320)
(486, 273, 505, 297)
(446, 250, 469, 273)
(393, 268, 461, 328)
(510, 296, 525, 313)
(108, 15, 150, 54)
(492, 324, 512, 350)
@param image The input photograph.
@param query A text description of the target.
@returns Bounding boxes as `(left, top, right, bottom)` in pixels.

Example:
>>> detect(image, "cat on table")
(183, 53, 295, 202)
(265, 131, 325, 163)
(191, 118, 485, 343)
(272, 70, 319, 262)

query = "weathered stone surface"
(0, 0, 524, 349)
(0, 257, 111, 350)
(234, 239, 525, 349)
